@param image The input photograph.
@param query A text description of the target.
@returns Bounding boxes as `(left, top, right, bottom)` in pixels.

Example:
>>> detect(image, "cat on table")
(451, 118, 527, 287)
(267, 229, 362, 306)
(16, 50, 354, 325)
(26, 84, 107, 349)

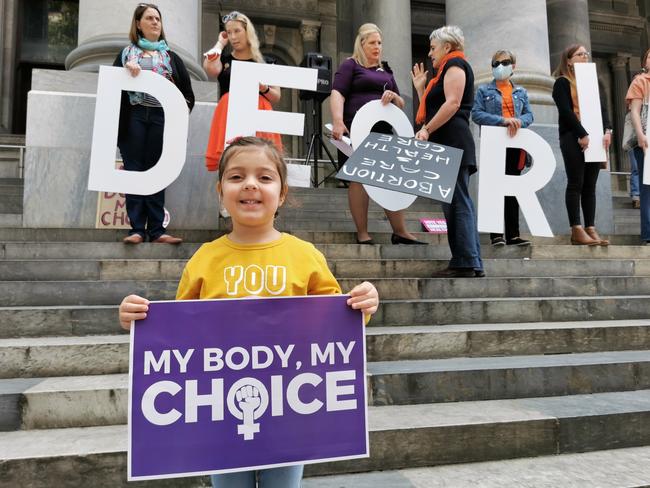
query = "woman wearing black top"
(203, 11, 282, 171)
(114, 3, 194, 245)
(412, 25, 483, 277)
(552, 44, 612, 245)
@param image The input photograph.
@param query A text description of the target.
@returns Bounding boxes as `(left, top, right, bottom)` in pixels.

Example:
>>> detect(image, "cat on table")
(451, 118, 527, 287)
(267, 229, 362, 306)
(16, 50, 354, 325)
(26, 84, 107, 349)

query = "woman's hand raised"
(411, 63, 428, 94)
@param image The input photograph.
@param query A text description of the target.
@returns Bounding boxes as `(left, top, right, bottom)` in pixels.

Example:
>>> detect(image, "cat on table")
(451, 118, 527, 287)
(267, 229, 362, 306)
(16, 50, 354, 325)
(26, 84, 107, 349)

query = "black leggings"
(490, 148, 523, 240)
(560, 132, 600, 227)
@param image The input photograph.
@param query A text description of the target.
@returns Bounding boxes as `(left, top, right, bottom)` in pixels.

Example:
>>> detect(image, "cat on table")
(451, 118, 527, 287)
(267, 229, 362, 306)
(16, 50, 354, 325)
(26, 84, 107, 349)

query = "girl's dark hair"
(553, 44, 583, 80)
(218, 137, 287, 190)
(129, 4, 166, 44)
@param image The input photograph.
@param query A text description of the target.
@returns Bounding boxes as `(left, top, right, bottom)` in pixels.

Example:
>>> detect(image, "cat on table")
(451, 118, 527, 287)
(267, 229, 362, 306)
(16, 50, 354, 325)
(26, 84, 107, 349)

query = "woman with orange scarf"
(552, 44, 612, 245)
(412, 25, 483, 278)
(203, 11, 282, 171)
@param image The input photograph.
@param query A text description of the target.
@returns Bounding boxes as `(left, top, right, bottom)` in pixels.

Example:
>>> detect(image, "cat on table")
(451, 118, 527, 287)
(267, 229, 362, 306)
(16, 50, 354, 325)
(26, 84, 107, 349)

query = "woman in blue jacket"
(471, 49, 534, 247)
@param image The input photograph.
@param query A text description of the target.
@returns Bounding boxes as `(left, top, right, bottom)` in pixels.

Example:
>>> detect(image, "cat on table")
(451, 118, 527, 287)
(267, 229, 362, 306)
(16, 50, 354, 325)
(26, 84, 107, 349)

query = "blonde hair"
(429, 25, 464, 52)
(351, 23, 382, 67)
(224, 11, 264, 63)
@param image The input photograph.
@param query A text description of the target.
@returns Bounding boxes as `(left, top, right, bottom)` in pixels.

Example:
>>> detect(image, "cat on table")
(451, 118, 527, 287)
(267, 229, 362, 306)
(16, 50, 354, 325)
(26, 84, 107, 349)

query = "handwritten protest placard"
(336, 132, 463, 204)
(128, 295, 368, 481)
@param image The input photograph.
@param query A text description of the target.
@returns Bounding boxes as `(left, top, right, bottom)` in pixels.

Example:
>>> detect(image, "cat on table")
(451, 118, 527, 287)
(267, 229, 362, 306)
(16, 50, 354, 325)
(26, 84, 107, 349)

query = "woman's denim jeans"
(211, 465, 303, 488)
(441, 166, 483, 270)
(633, 147, 650, 241)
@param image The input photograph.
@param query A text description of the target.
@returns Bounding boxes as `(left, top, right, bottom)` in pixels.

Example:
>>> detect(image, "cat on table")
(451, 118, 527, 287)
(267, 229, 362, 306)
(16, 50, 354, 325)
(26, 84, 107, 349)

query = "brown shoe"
(152, 234, 183, 244)
(123, 234, 144, 244)
(570, 225, 599, 246)
(432, 267, 477, 278)
(633, 199, 641, 209)
(585, 226, 609, 246)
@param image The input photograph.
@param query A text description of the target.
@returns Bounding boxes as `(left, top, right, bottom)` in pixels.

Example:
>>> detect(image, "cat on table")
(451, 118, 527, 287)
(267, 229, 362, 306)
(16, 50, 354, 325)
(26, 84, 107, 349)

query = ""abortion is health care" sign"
(128, 295, 368, 481)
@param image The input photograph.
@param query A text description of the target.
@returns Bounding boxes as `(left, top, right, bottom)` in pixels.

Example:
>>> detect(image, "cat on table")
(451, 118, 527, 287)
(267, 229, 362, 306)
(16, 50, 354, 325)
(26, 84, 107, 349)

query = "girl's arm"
(347, 281, 379, 319)
(119, 294, 150, 330)
(416, 65, 465, 140)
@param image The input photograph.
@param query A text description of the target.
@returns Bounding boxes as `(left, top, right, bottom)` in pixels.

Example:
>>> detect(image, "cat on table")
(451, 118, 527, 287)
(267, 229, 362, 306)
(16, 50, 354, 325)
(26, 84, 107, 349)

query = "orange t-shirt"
(626, 73, 650, 103)
(497, 80, 526, 170)
(497, 80, 515, 118)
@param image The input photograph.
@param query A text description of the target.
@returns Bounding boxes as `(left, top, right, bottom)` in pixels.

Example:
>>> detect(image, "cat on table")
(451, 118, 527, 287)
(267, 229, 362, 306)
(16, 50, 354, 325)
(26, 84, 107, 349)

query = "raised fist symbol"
(236, 385, 261, 415)
(236, 384, 261, 440)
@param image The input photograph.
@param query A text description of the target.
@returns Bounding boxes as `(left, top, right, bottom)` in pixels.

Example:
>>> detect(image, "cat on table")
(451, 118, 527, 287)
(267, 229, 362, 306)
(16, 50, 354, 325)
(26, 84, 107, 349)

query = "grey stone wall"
(23, 69, 220, 230)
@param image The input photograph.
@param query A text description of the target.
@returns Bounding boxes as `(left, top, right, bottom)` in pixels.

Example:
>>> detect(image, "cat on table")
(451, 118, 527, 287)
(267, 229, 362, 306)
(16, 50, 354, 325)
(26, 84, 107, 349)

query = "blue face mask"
(492, 64, 513, 81)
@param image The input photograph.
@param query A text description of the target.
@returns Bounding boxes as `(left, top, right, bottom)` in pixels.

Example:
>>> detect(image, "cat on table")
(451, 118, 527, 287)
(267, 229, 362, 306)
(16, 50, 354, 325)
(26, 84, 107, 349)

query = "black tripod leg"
(305, 133, 318, 187)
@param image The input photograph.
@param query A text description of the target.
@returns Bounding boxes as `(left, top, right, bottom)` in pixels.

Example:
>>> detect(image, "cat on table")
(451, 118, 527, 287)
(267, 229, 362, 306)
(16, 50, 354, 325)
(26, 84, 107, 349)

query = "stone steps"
(2, 216, 650, 483)
(3, 257, 650, 281)
(3, 274, 650, 306)
(3, 319, 649, 375)
(2, 275, 650, 307)
(0, 178, 23, 214)
(368, 349, 650, 405)
(2, 390, 650, 486)
(2, 293, 650, 335)
(302, 446, 650, 488)
(5, 240, 650, 260)
(2, 349, 648, 408)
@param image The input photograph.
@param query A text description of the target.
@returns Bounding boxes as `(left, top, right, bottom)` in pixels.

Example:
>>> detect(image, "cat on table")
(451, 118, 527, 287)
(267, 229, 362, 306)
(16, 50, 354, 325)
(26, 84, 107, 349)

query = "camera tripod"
(304, 101, 338, 187)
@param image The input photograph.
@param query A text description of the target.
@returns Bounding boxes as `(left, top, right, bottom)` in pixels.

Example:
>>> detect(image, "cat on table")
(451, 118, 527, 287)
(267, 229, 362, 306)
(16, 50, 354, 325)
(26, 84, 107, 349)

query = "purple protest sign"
(128, 295, 368, 481)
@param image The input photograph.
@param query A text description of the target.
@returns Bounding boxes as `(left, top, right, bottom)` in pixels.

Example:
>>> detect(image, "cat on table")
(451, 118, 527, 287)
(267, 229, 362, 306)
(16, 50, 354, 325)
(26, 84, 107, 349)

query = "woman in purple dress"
(330, 23, 426, 245)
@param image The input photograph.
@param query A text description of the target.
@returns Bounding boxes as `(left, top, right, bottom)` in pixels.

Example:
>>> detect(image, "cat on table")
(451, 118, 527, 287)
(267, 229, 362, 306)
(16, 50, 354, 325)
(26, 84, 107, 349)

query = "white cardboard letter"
(88, 66, 189, 195)
(574, 63, 606, 163)
(477, 126, 556, 237)
(350, 100, 416, 211)
(225, 61, 317, 144)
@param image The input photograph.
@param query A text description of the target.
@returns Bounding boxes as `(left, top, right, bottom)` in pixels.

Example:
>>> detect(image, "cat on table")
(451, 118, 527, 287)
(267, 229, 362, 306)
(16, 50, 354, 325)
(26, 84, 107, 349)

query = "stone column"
(65, 0, 206, 80)
(0, 0, 18, 132)
(446, 0, 555, 121)
(610, 54, 631, 171)
(300, 20, 321, 54)
(352, 0, 414, 122)
(547, 0, 591, 73)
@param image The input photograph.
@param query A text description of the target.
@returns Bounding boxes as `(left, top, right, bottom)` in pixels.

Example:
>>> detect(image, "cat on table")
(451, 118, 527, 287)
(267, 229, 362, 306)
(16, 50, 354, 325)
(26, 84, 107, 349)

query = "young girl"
(119, 136, 379, 488)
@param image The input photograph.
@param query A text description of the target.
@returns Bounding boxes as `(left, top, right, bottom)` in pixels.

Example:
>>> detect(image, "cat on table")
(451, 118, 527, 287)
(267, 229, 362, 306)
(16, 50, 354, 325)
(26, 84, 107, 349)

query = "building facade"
(1, 0, 649, 171)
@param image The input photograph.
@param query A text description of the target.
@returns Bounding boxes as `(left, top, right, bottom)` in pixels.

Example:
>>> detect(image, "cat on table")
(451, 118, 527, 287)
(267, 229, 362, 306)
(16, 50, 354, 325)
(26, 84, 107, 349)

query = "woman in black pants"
(114, 3, 195, 244)
(552, 44, 612, 245)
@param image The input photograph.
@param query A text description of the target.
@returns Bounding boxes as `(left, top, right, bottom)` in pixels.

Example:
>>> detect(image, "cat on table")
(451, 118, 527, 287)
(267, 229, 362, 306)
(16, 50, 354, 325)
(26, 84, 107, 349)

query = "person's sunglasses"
(491, 59, 513, 68)
(138, 3, 158, 9)
(572, 51, 590, 58)
(223, 11, 246, 24)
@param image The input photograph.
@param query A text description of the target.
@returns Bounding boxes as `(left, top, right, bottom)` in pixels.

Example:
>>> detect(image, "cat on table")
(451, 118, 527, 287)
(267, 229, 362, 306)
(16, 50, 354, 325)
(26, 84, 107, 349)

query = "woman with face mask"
(552, 45, 612, 245)
(471, 50, 534, 247)
(203, 11, 283, 171)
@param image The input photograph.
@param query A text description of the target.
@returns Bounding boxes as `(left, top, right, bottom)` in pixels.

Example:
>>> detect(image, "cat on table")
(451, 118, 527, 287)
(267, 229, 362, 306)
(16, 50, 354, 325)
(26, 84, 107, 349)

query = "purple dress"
(332, 58, 400, 129)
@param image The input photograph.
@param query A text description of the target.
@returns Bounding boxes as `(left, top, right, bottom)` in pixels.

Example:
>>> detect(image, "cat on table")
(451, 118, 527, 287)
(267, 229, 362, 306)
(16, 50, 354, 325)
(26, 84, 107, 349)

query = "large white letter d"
(87, 66, 189, 195)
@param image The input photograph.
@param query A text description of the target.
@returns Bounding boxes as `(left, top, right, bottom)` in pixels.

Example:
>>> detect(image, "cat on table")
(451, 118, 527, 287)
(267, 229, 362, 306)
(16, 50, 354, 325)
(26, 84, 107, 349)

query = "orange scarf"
(415, 50, 466, 125)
